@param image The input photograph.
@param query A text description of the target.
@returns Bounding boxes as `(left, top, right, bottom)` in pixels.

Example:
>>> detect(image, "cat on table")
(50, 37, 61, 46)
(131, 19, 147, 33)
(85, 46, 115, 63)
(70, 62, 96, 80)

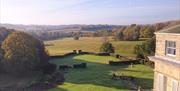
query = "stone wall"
(153, 33, 180, 91)
(153, 59, 180, 91)
(155, 33, 180, 61)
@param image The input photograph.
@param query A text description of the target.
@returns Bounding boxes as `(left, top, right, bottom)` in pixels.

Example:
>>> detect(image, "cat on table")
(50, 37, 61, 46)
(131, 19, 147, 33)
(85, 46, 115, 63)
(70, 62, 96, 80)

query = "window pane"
(174, 42, 176, 47)
(172, 80, 178, 91)
(158, 74, 165, 91)
(167, 48, 171, 54)
(173, 50, 176, 55)
(166, 41, 176, 56)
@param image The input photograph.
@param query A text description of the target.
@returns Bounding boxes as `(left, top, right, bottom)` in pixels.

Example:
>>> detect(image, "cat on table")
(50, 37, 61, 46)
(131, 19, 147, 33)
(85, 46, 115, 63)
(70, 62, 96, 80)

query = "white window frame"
(166, 41, 176, 57)
(157, 74, 166, 91)
(172, 79, 179, 91)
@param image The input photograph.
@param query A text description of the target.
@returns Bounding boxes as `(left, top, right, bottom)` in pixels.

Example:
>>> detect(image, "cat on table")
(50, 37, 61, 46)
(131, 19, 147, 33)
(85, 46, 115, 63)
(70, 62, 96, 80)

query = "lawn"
(45, 37, 145, 57)
(49, 54, 153, 91)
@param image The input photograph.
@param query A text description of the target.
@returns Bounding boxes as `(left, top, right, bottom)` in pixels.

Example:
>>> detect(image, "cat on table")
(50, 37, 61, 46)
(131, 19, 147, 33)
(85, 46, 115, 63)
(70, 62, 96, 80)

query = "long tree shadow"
(50, 54, 153, 90)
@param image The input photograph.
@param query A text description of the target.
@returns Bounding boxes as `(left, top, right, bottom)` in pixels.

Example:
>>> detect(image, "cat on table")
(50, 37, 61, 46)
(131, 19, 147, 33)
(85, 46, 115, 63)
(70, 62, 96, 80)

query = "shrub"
(73, 32, 80, 40)
(100, 42, 114, 53)
(74, 36, 79, 40)
(109, 60, 139, 66)
(134, 37, 155, 67)
(40, 71, 65, 85)
(77, 50, 82, 54)
(144, 56, 154, 68)
(73, 63, 87, 68)
(59, 65, 70, 70)
(41, 63, 57, 75)
(115, 54, 120, 58)
(96, 53, 110, 56)
(73, 50, 76, 53)
(52, 72, 65, 84)
(114, 31, 124, 41)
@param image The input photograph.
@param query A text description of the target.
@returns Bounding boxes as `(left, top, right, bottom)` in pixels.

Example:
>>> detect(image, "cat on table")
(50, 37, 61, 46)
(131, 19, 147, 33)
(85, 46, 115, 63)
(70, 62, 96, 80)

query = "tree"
(0, 27, 14, 43)
(115, 31, 124, 41)
(0, 48, 2, 72)
(139, 26, 148, 38)
(1, 31, 49, 74)
(142, 36, 156, 54)
(73, 32, 81, 40)
(100, 42, 114, 53)
(143, 26, 155, 38)
(0, 27, 14, 73)
(123, 24, 140, 41)
(134, 37, 155, 67)
(134, 37, 156, 58)
(0, 48, 2, 61)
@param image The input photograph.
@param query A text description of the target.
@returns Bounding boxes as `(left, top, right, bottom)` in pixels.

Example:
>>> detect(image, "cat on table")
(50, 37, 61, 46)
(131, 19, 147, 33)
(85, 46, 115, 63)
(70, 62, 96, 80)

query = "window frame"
(172, 79, 179, 91)
(166, 41, 176, 57)
(157, 73, 166, 91)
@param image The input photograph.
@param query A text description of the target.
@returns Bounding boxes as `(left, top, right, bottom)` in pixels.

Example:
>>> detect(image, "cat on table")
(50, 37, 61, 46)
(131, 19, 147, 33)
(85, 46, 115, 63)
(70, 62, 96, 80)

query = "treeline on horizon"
(0, 20, 180, 40)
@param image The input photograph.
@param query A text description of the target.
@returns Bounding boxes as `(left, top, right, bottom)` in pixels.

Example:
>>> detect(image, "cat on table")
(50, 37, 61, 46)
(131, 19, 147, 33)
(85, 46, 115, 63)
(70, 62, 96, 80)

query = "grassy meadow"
(45, 37, 145, 57)
(45, 37, 153, 91)
(49, 55, 153, 91)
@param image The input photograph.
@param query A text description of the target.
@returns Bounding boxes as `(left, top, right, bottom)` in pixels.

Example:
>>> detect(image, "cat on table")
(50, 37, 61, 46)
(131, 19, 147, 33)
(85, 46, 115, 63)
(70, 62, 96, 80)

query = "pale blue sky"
(0, 0, 180, 25)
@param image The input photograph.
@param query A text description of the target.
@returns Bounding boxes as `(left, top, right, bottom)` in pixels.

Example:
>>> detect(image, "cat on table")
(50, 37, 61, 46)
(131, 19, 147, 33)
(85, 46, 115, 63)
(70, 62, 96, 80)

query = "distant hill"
(0, 20, 179, 40)
(0, 24, 121, 40)
(0, 24, 120, 32)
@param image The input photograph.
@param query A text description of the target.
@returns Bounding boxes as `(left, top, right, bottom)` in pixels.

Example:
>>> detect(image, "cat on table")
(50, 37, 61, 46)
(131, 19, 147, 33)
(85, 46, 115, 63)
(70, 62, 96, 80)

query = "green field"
(45, 37, 145, 57)
(46, 37, 153, 91)
(0, 37, 153, 90)
(49, 54, 153, 91)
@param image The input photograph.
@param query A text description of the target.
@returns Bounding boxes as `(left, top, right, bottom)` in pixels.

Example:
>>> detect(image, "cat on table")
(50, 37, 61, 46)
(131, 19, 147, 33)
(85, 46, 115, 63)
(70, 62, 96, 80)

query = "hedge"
(109, 60, 140, 66)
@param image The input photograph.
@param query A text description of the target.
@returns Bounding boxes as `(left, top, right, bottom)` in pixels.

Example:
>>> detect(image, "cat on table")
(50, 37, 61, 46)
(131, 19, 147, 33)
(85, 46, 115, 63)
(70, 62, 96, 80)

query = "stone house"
(149, 25, 180, 91)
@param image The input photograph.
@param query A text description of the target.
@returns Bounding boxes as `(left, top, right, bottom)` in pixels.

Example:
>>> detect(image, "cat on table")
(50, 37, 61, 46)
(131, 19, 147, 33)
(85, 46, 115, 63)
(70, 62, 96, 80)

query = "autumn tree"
(143, 26, 155, 38)
(123, 24, 140, 41)
(1, 31, 49, 74)
(139, 26, 148, 38)
(0, 27, 14, 73)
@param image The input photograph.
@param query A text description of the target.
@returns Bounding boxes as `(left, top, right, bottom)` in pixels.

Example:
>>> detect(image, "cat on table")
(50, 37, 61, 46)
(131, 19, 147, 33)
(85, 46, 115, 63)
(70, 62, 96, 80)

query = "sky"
(0, 0, 180, 25)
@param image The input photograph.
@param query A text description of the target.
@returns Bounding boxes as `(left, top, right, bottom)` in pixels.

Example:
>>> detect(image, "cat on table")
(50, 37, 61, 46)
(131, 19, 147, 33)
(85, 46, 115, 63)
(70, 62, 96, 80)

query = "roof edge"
(155, 32, 180, 35)
(155, 24, 180, 34)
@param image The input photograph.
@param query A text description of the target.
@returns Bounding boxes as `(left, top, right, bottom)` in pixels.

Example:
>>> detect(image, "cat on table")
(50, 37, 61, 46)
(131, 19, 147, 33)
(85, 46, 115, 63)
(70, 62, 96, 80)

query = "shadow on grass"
(134, 77, 154, 89)
(50, 54, 153, 90)
(48, 87, 68, 91)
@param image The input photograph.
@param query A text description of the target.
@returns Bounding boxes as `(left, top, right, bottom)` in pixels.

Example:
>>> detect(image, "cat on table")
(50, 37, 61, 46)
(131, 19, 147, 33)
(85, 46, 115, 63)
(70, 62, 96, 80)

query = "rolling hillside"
(45, 37, 145, 57)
